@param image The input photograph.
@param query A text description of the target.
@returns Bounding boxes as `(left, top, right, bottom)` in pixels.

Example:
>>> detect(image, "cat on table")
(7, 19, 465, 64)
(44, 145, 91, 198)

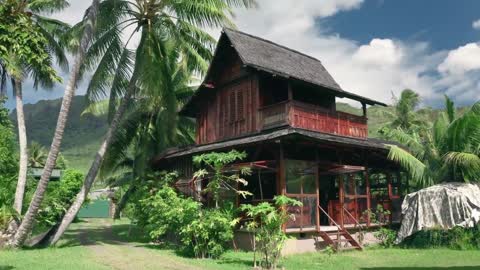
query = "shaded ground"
(2, 218, 480, 270)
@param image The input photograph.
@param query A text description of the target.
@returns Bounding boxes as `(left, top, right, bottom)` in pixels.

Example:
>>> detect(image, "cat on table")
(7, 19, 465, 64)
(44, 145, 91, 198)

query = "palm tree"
(28, 141, 67, 169)
(47, 0, 256, 246)
(10, 0, 100, 248)
(378, 89, 428, 135)
(96, 47, 196, 218)
(0, 0, 69, 217)
(383, 96, 480, 188)
(28, 142, 47, 168)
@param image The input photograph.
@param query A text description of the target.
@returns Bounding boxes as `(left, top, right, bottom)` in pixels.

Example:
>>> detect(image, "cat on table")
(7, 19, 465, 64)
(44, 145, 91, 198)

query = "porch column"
(365, 168, 371, 227)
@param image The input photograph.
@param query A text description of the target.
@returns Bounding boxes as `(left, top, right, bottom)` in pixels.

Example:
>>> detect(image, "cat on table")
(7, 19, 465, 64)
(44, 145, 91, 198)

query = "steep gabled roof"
(223, 28, 386, 106)
(224, 28, 342, 93)
(181, 28, 386, 116)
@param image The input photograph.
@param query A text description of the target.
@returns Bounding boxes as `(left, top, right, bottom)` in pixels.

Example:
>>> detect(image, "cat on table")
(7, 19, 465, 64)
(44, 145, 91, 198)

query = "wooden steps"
(317, 229, 363, 252)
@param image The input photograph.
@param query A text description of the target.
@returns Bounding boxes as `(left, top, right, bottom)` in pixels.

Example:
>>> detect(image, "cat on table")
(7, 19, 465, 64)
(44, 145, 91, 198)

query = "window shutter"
(229, 91, 236, 123)
(237, 90, 244, 120)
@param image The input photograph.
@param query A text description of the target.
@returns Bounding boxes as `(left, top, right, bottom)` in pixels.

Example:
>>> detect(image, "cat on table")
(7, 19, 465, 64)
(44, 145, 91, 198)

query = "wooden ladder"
(317, 205, 363, 252)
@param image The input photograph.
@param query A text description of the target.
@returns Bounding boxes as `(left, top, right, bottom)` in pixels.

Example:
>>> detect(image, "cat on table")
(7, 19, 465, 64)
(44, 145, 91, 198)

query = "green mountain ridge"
(10, 97, 450, 173)
(10, 96, 108, 173)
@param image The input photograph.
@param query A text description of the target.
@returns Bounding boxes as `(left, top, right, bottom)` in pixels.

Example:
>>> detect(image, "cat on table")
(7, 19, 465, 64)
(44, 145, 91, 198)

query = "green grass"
(2, 219, 480, 270)
(0, 246, 110, 270)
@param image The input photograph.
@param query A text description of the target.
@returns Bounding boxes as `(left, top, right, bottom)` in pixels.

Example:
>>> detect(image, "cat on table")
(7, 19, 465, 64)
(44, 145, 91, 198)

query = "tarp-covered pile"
(396, 183, 480, 243)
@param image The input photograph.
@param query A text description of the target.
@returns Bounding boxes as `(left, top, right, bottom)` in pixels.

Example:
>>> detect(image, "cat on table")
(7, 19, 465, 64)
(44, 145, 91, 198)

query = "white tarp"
(396, 183, 480, 243)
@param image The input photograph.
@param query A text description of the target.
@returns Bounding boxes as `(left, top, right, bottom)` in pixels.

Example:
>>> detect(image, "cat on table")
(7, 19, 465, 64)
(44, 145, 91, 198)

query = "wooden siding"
(259, 100, 368, 139)
(196, 76, 259, 144)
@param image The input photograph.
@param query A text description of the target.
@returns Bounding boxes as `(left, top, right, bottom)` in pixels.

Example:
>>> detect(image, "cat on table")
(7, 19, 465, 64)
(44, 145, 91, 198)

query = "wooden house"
(153, 28, 407, 252)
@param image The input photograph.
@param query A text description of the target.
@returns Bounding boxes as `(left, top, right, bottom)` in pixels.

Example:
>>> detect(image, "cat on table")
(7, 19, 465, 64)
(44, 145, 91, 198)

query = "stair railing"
(342, 206, 366, 244)
(317, 204, 343, 249)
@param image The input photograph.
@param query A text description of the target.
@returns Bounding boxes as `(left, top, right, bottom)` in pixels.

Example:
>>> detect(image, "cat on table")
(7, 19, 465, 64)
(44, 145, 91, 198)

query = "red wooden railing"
(258, 100, 368, 139)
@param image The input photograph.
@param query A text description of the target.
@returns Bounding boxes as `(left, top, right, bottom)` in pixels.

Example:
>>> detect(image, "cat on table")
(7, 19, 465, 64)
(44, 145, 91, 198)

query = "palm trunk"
(48, 82, 135, 245)
(10, 0, 99, 248)
(13, 79, 28, 215)
(113, 184, 136, 219)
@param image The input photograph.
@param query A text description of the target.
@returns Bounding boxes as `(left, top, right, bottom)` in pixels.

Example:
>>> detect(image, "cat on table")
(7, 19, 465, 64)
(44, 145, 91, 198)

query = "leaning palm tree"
(384, 96, 480, 188)
(47, 0, 256, 246)
(94, 46, 196, 218)
(11, 0, 101, 248)
(0, 0, 69, 216)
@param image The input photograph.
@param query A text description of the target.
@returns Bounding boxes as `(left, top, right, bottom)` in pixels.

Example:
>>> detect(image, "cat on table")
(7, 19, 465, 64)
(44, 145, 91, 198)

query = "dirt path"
(74, 219, 203, 270)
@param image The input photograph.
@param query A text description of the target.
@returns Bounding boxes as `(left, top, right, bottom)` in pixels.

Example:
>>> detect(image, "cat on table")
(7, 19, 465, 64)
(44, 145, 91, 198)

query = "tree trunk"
(13, 79, 27, 215)
(113, 184, 136, 219)
(48, 82, 135, 246)
(10, 0, 100, 248)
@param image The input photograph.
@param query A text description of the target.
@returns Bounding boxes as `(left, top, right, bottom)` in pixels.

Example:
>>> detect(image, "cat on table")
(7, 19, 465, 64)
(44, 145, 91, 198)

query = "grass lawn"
(1, 219, 480, 270)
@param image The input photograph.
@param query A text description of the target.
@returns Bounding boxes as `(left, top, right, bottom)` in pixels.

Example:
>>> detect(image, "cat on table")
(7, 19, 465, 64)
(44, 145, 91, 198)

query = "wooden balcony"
(258, 100, 368, 139)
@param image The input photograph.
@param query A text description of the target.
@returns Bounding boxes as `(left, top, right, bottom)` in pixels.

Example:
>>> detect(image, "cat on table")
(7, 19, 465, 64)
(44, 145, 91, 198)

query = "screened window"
(286, 160, 316, 194)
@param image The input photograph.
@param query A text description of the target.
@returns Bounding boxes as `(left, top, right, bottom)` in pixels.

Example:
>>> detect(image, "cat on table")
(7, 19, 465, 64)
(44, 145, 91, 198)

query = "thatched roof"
(223, 28, 385, 106)
(225, 28, 342, 93)
(181, 29, 386, 116)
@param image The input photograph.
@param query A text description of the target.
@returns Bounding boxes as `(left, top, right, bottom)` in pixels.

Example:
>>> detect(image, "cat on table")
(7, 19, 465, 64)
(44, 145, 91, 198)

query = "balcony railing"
(258, 100, 368, 139)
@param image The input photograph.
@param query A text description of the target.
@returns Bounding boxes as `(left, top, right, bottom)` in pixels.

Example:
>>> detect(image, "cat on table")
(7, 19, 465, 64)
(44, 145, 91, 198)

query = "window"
(229, 89, 245, 123)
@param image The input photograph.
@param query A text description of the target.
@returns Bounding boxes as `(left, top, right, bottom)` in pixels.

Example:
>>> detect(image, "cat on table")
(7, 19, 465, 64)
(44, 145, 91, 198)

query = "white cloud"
(9, 0, 479, 109)
(230, 0, 444, 106)
(438, 43, 480, 74)
(473, 19, 480, 30)
(353, 38, 403, 67)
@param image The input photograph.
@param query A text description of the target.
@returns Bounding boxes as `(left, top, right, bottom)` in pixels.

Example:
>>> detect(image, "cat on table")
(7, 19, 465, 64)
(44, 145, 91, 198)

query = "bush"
(241, 196, 302, 269)
(374, 227, 397, 248)
(34, 170, 83, 229)
(180, 205, 239, 258)
(130, 172, 241, 259)
(136, 181, 199, 241)
(402, 225, 480, 250)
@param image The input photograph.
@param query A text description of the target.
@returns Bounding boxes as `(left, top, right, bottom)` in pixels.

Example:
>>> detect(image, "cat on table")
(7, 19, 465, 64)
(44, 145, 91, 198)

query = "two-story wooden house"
(153, 28, 408, 252)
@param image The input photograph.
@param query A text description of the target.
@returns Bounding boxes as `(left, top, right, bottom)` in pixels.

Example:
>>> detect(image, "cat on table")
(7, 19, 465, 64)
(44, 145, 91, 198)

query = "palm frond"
(387, 145, 431, 187)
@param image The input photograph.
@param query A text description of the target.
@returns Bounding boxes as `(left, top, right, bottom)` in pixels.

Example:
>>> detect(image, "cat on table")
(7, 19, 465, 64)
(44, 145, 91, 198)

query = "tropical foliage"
(0, 98, 17, 211)
(240, 196, 302, 269)
(129, 171, 239, 259)
(381, 94, 480, 187)
(193, 150, 252, 207)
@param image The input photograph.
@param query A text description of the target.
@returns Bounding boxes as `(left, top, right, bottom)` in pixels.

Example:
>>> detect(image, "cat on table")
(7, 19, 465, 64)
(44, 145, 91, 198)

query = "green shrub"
(137, 182, 199, 241)
(374, 227, 397, 248)
(180, 205, 239, 258)
(241, 195, 302, 269)
(34, 170, 83, 229)
(402, 225, 480, 250)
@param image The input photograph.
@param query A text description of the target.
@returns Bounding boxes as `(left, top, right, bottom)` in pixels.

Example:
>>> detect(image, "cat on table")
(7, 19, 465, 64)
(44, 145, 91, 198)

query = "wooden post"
(339, 175, 345, 229)
(365, 169, 371, 227)
(278, 142, 287, 232)
(287, 81, 293, 101)
(362, 102, 367, 118)
(315, 150, 320, 232)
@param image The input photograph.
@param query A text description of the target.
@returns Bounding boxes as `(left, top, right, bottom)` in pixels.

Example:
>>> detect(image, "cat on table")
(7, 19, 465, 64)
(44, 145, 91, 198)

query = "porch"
(237, 144, 406, 235)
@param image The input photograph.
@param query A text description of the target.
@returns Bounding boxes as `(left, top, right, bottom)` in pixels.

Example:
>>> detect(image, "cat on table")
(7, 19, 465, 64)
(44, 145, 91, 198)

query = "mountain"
(10, 96, 108, 173)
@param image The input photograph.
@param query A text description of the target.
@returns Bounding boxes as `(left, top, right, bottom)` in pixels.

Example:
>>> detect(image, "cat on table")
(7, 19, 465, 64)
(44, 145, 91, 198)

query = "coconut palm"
(383, 96, 480, 188)
(0, 0, 69, 217)
(11, 0, 100, 248)
(47, 0, 255, 246)
(97, 46, 196, 218)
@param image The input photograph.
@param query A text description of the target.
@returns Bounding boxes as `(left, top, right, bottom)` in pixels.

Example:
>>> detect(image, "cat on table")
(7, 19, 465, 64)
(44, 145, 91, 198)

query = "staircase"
(316, 205, 363, 252)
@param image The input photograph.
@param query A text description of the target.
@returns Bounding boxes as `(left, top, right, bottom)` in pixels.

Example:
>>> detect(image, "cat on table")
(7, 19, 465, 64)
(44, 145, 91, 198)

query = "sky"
(5, 0, 480, 109)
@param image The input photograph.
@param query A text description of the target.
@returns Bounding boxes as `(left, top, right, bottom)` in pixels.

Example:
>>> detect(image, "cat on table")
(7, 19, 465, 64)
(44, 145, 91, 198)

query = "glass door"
(340, 171, 368, 226)
(284, 160, 318, 231)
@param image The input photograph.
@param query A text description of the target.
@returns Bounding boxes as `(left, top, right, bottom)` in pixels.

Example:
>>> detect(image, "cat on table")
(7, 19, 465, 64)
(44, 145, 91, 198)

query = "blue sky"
(323, 0, 480, 51)
(5, 0, 480, 109)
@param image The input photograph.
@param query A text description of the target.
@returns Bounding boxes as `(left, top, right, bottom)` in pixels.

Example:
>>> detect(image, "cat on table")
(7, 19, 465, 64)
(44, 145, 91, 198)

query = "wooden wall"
(195, 46, 260, 145)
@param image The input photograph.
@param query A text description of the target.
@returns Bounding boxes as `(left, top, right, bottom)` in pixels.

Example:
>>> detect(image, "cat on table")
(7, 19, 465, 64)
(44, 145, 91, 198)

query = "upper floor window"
(229, 89, 245, 123)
